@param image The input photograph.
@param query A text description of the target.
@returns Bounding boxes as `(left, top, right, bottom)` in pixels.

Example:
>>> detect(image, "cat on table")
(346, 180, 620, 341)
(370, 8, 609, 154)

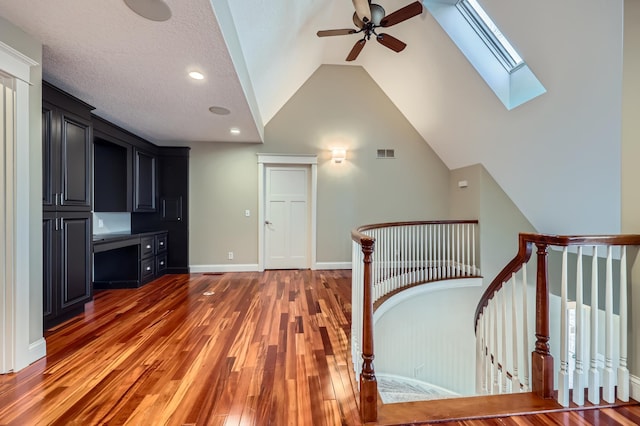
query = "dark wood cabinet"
(94, 137, 132, 212)
(134, 149, 157, 212)
(43, 212, 92, 329)
(42, 100, 93, 212)
(93, 231, 168, 288)
(158, 148, 189, 273)
(43, 82, 94, 329)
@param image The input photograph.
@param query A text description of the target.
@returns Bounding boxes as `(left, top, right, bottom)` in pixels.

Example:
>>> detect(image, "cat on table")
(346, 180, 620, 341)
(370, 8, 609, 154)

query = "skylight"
(456, 0, 523, 72)
(423, 0, 546, 110)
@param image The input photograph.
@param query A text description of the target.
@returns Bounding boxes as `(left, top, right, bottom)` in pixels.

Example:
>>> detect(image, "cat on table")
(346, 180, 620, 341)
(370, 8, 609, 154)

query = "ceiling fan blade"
(352, 0, 371, 23)
(317, 29, 358, 37)
(380, 1, 423, 27)
(346, 38, 367, 61)
(376, 33, 407, 52)
(352, 12, 365, 29)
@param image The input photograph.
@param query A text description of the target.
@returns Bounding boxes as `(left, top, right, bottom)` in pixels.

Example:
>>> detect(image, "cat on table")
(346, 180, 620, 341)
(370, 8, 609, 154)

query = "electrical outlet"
(228, 251, 234, 260)
(245, 209, 250, 217)
(98, 219, 104, 228)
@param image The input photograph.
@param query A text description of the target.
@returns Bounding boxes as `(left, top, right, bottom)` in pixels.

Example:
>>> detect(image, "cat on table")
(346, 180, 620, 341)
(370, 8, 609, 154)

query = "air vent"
(377, 149, 395, 159)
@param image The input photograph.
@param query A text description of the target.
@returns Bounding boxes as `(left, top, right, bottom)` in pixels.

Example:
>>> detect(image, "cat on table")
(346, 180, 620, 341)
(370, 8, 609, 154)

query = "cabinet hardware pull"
(160, 242, 164, 245)
(146, 266, 151, 271)
(146, 245, 151, 249)
(160, 261, 164, 266)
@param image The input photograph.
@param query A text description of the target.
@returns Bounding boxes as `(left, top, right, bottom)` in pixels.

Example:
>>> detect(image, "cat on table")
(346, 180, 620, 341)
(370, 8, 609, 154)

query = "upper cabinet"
(92, 116, 158, 213)
(133, 148, 157, 212)
(94, 137, 132, 212)
(43, 83, 94, 212)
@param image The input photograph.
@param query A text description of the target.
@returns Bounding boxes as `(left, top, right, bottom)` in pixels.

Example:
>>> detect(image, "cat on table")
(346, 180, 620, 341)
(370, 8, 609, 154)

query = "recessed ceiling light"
(124, 0, 171, 22)
(209, 106, 231, 115)
(189, 71, 204, 80)
(230, 128, 241, 135)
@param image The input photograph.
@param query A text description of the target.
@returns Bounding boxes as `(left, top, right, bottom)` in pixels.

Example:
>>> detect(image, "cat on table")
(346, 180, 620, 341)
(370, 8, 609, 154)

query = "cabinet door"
(161, 196, 182, 222)
(59, 113, 92, 211)
(42, 213, 57, 322)
(59, 213, 92, 311)
(134, 149, 156, 212)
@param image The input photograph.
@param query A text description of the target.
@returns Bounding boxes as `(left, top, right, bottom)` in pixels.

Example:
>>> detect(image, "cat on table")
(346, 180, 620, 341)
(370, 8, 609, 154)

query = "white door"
(264, 166, 309, 269)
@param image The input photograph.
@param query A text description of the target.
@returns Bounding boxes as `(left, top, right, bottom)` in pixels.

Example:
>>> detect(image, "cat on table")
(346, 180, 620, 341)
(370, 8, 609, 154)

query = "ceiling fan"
(317, 0, 423, 61)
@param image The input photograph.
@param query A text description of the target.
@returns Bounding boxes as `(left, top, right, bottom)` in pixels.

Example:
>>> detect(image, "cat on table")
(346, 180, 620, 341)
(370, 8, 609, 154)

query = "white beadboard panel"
(374, 283, 485, 395)
(314, 262, 351, 270)
(631, 375, 640, 400)
(189, 264, 260, 273)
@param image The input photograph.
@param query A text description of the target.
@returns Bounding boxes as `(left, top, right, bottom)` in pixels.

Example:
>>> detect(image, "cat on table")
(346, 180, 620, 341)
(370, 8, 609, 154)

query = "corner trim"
(189, 264, 260, 273)
(314, 262, 351, 270)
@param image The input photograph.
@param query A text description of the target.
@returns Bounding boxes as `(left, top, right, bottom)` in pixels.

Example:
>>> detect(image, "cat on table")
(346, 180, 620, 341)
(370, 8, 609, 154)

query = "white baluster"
(484, 305, 491, 394)
(501, 288, 508, 392)
(588, 246, 600, 404)
(618, 245, 630, 401)
(511, 272, 520, 392)
(492, 297, 499, 394)
(476, 313, 484, 394)
(573, 246, 585, 406)
(472, 224, 477, 275)
(558, 246, 570, 407)
(522, 262, 530, 391)
(602, 246, 615, 403)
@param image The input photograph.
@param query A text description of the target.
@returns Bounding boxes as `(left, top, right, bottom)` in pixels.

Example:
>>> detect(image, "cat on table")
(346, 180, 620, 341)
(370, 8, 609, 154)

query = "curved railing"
(475, 233, 640, 407)
(351, 220, 480, 422)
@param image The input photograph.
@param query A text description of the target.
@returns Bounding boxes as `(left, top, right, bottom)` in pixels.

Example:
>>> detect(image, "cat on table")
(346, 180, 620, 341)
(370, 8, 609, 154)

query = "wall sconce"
(331, 148, 347, 163)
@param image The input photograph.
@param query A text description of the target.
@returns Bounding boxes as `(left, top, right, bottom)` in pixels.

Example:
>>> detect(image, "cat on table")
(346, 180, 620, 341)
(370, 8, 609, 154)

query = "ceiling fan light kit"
(318, 1, 423, 61)
(123, 0, 172, 22)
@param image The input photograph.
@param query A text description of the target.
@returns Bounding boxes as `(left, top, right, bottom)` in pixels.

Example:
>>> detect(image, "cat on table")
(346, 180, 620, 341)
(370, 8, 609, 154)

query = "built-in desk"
(93, 231, 167, 289)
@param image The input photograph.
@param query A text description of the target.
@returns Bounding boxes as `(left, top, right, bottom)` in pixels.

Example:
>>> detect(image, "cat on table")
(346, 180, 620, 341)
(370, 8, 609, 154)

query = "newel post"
(532, 242, 554, 398)
(360, 238, 377, 423)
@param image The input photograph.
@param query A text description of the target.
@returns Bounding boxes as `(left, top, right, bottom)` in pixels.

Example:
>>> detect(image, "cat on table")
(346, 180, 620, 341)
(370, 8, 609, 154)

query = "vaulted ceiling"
(0, 0, 626, 235)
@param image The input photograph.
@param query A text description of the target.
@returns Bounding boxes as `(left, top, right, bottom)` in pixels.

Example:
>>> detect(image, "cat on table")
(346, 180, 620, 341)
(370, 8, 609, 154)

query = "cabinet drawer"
(140, 257, 155, 282)
(156, 253, 167, 275)
(155, 233, 167, 253)
(141, 236, 154, 258)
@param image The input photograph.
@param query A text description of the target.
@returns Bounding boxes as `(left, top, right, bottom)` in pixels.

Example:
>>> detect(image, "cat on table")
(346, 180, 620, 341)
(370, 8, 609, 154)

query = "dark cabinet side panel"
(42, 213, 56, 322)
(42, 106, 55, 209)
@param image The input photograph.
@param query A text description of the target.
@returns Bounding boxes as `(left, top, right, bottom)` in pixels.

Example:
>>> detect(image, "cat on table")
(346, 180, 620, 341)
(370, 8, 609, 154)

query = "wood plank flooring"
(0, 270, 639, 425)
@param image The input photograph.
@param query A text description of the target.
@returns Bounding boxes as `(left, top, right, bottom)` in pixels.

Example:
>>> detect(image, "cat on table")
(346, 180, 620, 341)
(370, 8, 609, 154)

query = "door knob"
(265, 220, 272, 225)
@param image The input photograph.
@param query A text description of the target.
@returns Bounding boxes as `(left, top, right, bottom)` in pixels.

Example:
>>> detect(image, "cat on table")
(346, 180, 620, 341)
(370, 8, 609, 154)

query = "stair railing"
(475, 233, 640, 407)
(352, 220, 480, 422)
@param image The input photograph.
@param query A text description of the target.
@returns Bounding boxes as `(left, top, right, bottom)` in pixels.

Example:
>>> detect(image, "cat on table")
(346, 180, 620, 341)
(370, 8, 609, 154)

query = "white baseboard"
(631, 374, 640, 401)
(28, 337, 46, 364)
(190, 264, 260, 273)
(314, 262, 351, 270)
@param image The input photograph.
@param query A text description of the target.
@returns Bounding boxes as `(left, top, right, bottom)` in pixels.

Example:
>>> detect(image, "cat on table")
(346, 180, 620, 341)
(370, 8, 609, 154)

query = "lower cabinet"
(94, 231, 168, 289)
(43, 212, 92, 329)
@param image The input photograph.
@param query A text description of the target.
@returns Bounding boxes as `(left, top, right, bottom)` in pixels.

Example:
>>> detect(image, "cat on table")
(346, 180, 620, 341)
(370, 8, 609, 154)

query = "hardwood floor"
(0, 270, 639, 425)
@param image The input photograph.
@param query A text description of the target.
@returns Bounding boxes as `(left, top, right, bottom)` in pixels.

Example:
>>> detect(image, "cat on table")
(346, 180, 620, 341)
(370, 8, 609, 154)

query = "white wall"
(621, 0, 640, 391)
(359, 0, 624, 237)
(189, 65, 451, 269)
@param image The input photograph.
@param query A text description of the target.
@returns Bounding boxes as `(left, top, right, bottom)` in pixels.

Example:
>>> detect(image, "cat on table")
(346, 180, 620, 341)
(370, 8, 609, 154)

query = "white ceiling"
(0, 0, 626, 235)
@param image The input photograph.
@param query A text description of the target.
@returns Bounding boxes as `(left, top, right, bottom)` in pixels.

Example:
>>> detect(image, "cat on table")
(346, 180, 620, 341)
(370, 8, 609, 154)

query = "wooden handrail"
(475, 232, 640, 400)
(356, 219, 479, 234)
